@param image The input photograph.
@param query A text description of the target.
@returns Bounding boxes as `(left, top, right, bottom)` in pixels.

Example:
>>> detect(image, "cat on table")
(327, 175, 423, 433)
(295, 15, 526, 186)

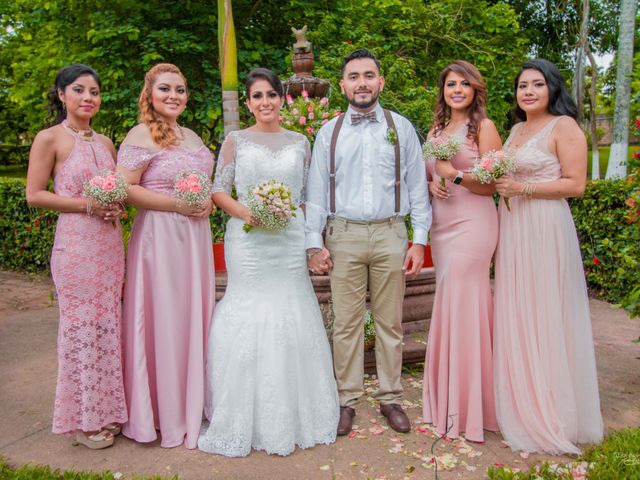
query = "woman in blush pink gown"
(26, 64, 127, 449)
(494, 59, 603, 454)
(422, 61, 502, 443)
(117, 64, 215, 449)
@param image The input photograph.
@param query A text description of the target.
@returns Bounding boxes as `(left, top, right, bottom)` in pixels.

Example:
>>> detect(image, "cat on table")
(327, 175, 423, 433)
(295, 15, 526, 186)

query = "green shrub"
(570, 178, 640, 318)
(0, 177, 226, 272)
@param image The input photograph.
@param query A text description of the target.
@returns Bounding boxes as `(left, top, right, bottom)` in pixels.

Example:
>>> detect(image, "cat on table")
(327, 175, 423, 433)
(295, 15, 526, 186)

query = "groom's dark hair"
(342, 49, 381, 76)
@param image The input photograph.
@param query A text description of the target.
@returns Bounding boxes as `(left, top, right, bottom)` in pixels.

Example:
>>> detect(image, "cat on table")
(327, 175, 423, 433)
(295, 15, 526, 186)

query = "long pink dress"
(118, 144, 215, 449)
(422, 127, 499, 442)
(494, 116, 603, 454)
(50, 121, 127, 434)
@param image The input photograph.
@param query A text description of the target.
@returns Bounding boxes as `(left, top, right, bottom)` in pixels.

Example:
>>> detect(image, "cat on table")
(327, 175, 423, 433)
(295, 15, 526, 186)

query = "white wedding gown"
(198, 129, 339, 457)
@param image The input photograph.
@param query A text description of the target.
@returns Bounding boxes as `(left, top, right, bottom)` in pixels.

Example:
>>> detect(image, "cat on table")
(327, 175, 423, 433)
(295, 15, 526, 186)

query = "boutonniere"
(386, 127, 397, 145)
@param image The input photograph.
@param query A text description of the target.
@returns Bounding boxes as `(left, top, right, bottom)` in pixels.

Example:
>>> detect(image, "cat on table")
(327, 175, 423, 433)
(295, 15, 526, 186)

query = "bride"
(198, 68, 339, 457)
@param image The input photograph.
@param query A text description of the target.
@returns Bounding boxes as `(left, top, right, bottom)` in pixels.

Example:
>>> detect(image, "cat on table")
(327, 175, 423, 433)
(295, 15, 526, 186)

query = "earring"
(62, 101, 66, 113)
(248, 107, 253, 114)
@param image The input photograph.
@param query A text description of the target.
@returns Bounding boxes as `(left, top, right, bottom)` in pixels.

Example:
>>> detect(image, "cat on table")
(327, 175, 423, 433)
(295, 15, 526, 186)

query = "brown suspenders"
(328, 109, 401, 215)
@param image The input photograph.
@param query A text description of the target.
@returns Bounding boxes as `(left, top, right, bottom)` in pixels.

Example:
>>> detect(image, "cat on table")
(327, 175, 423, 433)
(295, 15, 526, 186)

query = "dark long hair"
(513, 58, 577, 121)
(46, 64, 101, 125)
(432, 60, 487, 145)
(246, 67, 284, 97)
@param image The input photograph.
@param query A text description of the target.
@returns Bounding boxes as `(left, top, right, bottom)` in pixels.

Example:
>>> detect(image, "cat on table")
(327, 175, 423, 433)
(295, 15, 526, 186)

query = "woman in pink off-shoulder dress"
(422, 61, 502, 443)
(494, 59, 603, 454)
(26, 64, 127, 450)
(117, 63, 215, 449)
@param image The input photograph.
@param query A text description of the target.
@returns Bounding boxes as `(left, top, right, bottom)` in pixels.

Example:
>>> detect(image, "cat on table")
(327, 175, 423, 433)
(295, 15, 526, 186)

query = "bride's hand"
(241, 206, 261, 226)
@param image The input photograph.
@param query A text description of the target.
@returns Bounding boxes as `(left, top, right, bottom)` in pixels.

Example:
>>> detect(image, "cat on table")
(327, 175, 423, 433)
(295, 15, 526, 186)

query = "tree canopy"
(0, 0, 625, 158)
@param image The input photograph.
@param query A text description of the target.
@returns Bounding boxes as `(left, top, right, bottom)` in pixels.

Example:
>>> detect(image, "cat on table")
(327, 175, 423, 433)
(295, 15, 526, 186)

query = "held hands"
(494, 177, 523, 198)
(87, 198, 122, 222)
(241, 206, 262, 227)
(403, 243, 424, 277)
(429, 180, 449, 200)
(308, 247, 333, 275)
(176, 197, 216, 217)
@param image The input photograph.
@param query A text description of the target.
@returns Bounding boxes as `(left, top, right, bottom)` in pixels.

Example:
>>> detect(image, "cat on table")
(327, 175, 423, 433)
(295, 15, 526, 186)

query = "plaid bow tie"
(351, 111, 378, 125)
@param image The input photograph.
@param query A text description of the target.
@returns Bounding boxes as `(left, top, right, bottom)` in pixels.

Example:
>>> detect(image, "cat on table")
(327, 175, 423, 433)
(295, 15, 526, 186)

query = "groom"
(305, 49, 431, 435)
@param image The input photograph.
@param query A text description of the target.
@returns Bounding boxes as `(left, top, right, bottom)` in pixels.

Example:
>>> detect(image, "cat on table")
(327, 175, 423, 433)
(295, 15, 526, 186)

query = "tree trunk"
(218, 0, 240, 137)
(572, 0, 590, 124)
(586, 46, 600, 179)
(606, 0, 637, 179)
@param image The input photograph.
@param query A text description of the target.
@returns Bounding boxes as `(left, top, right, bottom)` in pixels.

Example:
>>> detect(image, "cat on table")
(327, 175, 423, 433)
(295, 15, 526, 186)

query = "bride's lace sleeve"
(212, 132, 237, 194)
(301, 137, 311, 202)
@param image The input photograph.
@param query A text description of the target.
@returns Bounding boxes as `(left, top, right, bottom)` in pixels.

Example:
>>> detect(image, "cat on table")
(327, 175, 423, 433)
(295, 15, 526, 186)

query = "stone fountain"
(282, 26, 330, 99)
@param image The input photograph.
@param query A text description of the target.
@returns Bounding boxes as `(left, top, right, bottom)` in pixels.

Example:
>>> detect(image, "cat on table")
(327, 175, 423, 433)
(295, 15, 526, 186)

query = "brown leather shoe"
(337, 406, 356, 436)
(380, 403, 411, 433)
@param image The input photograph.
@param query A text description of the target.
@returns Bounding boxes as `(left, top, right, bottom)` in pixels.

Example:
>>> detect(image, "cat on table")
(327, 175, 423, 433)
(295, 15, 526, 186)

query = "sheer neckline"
(508, 117, 560, 152)
(120, 143, 208, 155)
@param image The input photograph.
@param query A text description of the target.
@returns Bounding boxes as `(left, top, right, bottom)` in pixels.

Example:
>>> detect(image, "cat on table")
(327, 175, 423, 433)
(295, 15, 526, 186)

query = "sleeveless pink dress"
(422, 126, 499, 442)
(118, 144, 215, 449)
(50, 121, 127, 434)
(494, 117, 603, 454)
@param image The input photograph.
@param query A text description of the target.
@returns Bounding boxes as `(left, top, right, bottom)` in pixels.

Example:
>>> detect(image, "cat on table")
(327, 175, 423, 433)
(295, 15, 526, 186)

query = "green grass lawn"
(0, 164, 27, 178)
(587, 146, 636, 179)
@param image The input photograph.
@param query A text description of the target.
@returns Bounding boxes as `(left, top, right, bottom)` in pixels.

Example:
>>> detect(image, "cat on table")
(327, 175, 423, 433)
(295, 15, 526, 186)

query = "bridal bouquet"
(471, 149, 517, 210)
(83, 171, 128, 205)
(243, 180, 297, 233)
(83, 171, 128, 227)
(173, 170, 212, 206)
(422, 132, 462, 186)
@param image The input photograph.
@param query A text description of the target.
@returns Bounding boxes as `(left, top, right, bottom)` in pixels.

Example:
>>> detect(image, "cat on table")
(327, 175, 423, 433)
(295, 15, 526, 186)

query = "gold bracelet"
(86, 198, 93, 216)
(520, 182, 536, 198)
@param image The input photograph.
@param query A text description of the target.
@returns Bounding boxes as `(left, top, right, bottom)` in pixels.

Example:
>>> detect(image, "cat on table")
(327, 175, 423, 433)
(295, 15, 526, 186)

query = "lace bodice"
(212, 130, 310, 205)
(117, 144, 214, 194)
(504, 117, 563, 183)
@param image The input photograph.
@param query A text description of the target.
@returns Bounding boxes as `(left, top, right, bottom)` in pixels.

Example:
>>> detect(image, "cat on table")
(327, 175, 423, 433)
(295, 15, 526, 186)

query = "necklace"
(65, 121, 94, 140)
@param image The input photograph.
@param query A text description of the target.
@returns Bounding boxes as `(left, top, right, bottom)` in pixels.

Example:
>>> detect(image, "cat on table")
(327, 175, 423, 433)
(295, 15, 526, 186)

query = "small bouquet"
(243, 180, 297, 233)
(173, 170, 212, 207)
(471, 149, 517, 210)
(83, 171, 128, 227)
(422, 132, 462, 186)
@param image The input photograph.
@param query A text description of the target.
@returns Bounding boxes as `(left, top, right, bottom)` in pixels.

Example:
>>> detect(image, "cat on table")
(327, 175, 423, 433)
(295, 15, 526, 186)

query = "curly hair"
(432, 60, 488, 145)
(138, 63, 188, 148)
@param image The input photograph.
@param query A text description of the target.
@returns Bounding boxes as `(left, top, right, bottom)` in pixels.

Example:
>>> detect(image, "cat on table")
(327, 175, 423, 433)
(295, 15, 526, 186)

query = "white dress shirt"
(305, 102, 431, 249)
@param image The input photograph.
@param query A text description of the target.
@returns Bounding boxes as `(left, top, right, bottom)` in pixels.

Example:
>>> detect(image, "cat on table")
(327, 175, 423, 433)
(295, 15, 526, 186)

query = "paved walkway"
(1, 269, 638, 479)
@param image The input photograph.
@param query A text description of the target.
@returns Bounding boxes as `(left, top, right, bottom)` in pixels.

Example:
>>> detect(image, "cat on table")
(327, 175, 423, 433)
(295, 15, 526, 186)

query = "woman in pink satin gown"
(117, 64, 215, 449)
(494, 59, 603, 454)
(26, 64, 127, 450)
(422, 61, 502, 442)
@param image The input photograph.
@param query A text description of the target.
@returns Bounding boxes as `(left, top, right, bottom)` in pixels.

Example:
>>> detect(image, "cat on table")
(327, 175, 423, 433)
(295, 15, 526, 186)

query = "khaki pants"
(325, 216, 407, 407)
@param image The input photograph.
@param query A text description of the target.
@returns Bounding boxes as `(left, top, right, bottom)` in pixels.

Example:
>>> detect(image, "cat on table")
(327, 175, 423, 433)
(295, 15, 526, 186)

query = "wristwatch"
(452, 170, 464, 185)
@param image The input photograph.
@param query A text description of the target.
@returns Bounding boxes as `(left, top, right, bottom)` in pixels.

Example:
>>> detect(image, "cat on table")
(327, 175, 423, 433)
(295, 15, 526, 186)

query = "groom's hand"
(308, 247, 333, 274)
(403, 244, 424, 277)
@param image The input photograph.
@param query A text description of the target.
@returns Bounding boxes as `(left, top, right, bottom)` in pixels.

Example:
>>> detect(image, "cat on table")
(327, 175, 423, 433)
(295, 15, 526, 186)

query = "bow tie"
(351, 111, 378, 125)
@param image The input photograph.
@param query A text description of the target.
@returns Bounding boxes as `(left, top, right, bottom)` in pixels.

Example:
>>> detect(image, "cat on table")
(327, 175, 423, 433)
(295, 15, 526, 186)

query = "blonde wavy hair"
(138, 63, 188, 148)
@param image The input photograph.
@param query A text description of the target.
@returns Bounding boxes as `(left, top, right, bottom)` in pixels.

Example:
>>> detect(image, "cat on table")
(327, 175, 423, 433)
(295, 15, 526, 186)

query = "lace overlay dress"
(493, 117, 603, 454)
(197, 130, 339, 457)
(118, 144, 215, 449)
(50, 121, 127, 434)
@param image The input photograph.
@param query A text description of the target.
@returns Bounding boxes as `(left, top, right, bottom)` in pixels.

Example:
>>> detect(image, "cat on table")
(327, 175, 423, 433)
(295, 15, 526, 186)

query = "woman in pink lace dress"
(494, 59, 603, 454)
(117, 63, 215, 449)
(422, 61, 502, 442)
(26, 64, 127, 449)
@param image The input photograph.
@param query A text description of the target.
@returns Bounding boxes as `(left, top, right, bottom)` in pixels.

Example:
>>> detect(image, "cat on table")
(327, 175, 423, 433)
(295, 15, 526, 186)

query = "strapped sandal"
(72, 430, 114, 450)
(103, 423, 122, 436)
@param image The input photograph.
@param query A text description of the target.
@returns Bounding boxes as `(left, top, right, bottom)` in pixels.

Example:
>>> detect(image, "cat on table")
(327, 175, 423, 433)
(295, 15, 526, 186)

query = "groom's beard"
(346, 88, 380, 110)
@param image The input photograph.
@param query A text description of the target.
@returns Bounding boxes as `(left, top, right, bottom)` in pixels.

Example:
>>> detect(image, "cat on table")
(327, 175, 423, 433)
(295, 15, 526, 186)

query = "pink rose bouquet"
(173, 170, 212, 206)
(83, 171, 128, 205)
(83, 171, 128, 227)
(471, 149, 517, 210)
(422, 132, 462, 186)
(243, 180, 297, 233)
